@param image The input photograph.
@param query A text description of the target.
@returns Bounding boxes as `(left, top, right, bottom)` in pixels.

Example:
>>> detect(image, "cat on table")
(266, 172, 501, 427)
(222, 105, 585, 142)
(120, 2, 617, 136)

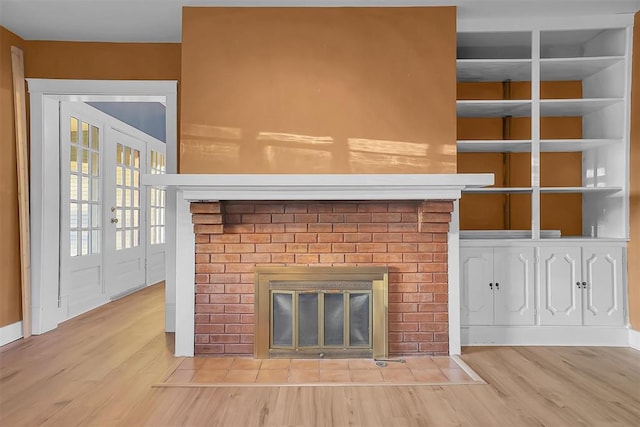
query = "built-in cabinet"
(539, 246, 624, 326)
(457, 15, 631, 346)
(461, 247, 535, 326)
(460, 241, 627, 345)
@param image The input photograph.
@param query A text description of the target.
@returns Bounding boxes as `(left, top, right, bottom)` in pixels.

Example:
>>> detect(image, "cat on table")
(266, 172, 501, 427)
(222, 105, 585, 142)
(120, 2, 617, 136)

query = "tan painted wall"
(0, 27, 26, 327)
(180, 7, 457, 174)
(629, 12, 640, 330)
(24, 41, 181, 80)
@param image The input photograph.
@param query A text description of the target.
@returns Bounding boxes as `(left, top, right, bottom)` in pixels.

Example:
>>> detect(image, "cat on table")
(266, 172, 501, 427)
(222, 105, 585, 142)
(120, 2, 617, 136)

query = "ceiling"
(1, 0, 639, 43)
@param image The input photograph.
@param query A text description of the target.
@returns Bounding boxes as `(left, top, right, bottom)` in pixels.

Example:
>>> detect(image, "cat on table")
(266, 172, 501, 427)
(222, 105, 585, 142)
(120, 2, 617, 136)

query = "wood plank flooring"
(1, 283, 639, 426)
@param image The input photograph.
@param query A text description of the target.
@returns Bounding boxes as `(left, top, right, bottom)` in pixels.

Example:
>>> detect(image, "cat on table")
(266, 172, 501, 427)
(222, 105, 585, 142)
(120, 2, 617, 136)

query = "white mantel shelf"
(143, 173, 494, 201)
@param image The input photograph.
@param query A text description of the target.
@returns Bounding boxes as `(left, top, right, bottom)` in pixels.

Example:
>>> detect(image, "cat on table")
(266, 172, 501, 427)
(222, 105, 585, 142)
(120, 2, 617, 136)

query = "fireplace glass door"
(255, 267, 388, 359)
(271, 290, 371, 353)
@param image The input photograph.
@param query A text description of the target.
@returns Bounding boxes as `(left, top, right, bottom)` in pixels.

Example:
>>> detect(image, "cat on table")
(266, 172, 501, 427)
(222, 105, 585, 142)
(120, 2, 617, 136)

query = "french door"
(59, 102, 165, 320)
(103, 129, 147, 299)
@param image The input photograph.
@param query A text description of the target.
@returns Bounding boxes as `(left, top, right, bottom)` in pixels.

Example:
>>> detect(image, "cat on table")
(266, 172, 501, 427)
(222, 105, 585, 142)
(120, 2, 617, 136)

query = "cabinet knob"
(489, 283, 493, 290)
(582, 281, 587, 289)
(495, 282, 499, 290)
(576, 282, 581, 288)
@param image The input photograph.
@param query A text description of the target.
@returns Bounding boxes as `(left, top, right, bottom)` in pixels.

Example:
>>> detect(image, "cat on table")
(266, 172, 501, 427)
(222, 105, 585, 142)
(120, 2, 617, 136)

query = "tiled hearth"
(191, 200, 454, 357)
(159, 356, 485, 386)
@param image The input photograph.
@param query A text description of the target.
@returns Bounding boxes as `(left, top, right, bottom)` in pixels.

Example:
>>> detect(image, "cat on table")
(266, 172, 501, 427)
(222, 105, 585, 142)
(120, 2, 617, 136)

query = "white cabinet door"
(460, 248, 494, 325)
(493, 247, 535, 326)
(582, 246, 624, 326)
(539, 247, 582, 326)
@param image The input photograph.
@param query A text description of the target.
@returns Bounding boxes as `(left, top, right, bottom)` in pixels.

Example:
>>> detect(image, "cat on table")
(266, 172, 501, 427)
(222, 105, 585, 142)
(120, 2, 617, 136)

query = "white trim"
(175, 190, 195, 357)
(26, 79, 178, 335)
(165, 303, 176, 333)
(629, 328, 640, 351)
(458, 13, 635, 33)
(165, 188, 178, 333)
(26, 79, 176, 97)
(448, 200, 461, 355)
(143, 173, 493, 202)
(0, 322, 23, 346)
(462, 326, 630, 346)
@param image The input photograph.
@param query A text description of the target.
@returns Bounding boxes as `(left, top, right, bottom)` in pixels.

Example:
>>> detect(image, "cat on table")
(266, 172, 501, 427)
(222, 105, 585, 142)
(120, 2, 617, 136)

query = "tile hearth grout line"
(158, 356, 187, 383)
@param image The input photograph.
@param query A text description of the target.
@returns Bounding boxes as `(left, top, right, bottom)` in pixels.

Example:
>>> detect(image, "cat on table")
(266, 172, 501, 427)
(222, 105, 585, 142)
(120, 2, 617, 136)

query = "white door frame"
(26, 79, 178, 335)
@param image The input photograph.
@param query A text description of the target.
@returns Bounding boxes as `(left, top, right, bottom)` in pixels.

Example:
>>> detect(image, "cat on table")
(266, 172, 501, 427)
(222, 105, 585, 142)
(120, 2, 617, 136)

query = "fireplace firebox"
(255, 266, 388, 359)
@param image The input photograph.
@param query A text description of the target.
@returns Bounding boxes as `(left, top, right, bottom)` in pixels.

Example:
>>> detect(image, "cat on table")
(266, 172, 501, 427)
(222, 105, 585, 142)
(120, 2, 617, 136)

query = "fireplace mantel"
(143, 173, 493, 201)
(144, 173, 493, 357)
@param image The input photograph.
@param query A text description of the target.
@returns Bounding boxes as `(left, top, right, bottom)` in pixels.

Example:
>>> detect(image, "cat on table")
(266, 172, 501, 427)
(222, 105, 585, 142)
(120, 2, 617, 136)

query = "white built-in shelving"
(456, 18, 632, 240)
(457, 16, 632, 347)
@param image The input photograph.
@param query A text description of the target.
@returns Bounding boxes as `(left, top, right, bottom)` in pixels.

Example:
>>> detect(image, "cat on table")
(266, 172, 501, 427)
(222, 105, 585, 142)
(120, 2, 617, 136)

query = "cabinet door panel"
(539, 247, 581, 326)
(460, 248, 494, 325)
(493, 247, 535, 325)
(582, 246, 624, 326)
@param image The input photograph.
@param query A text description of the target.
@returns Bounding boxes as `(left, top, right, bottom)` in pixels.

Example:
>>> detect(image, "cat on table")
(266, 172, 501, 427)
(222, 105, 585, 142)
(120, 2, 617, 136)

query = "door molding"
(27, 79, 177, 335)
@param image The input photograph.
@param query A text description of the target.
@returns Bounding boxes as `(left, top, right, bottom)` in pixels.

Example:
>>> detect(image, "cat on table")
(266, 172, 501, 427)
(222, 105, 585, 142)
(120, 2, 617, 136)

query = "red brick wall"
(192, 200, 453, 357)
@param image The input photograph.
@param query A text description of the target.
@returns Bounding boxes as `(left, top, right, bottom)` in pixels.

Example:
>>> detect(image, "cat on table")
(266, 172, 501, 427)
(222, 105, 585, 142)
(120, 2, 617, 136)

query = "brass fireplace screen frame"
(254, 266, 389, 359)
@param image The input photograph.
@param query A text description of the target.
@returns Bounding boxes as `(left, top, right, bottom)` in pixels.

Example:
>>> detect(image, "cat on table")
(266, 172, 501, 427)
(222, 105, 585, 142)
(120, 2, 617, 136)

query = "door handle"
(495, 282, 499, 290)
(489, 283, 493, 290)
(576, 282, 581, 288)
(581, 281, 587, 289)
(111, 218, 119, 224)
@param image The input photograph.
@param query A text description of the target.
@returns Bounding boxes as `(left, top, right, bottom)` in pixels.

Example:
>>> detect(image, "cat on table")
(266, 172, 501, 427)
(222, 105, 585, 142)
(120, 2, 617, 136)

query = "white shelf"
(457, 140, 532, 153)
(457, 139, 620, 153)
(540, 186, 622, 194)
(539, 98, 622, 116)
(461, 230, 561, 239)
(457, 100, 531, 117)
(463, 187, 532, 194)
(143, 173, 494, 200)
(540, 139, 621, 152)
(540, 56, 624, 80)
(457, 59, 532, 82)
(463, 186, 622, 194)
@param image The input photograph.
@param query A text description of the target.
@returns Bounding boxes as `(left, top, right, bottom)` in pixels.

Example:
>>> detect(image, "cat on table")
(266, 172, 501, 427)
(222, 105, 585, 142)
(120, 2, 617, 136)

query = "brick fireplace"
(143, 174, 493, 357)
(191, 200, 454, 357)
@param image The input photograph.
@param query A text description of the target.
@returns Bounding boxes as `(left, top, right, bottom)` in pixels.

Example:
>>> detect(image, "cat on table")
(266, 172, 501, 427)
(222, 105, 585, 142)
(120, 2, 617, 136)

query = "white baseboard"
(165, 302, 176, 333)
(462, 325, 630, 346)
(629, 328, 640, 351)
(0, 321, 23, 346)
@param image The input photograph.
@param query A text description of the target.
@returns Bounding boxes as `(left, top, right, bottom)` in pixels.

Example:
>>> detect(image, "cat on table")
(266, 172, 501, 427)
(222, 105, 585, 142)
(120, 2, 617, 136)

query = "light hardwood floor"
(1, 283, 639, 426)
